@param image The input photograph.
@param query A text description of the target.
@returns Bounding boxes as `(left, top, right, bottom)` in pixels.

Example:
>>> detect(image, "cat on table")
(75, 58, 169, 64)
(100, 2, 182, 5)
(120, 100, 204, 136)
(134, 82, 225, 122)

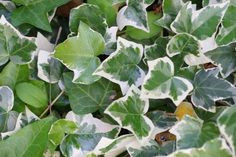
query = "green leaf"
(104, 26, 118, 55)
(37, 50, 63, 84)
(0, 16, 36, 65)
(0, 117, 55, 157)
(15, 82, 48, 110)
(105, 86, 154, 143)
(69, 4, 108, 35)
(141, 57, 193, 105)
(171, 2, 229, 40)
(217, 106, 236, 156)
(191, 68, 236, 112)
(126, 12, 162, 40)
(117, 0, 149, 31)
(155, 0, 184, 30)
(93, 135, 136, 156)
(63, 73, 117, 115)
(49, 119, 78, 148)
(216, 3, 236, 45)
(144, 37, 170, 61)
(54, 22, 105, 84)
(167, 33, 200, 59)
(11, 0, 70, 32)
(170, 116, 220, 149)
(94, 37, 144, 94)
(205, 43, 236, 78)
(87, 0, 117, 26)
(169, 138, 232, 157)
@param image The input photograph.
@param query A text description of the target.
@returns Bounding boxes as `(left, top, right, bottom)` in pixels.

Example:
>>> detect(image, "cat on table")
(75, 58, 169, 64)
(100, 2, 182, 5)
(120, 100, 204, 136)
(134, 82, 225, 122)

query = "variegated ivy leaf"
(105, 86, 154, 143)
(155, 0, 184, 30)
(117, 0, 149, 32)
(92, 135, 136, 157)
(191, 68, 236, 112)
(11, 0, 70, 32)
(216, 2, 236, 45)
(171, 1, 229, 40)
(0, 86, 14, 132)
(37, 50, 63, 83)
(141, 57, 193, 105)
(104, 26, 118, 55)
(205, 43, 236, 78)
(54, 22, 105, 85)
(94, 37, 145, 94)
(167, 33, 200, 61)
(144, 37, 170, 62)
(217, 106, 236, 156)
(0, 16, 36, 66)
(169, 138, 232, 157)
(69, 4, 108, 35)
(62, 112, 120, 155)
(49, 119, 78, 149)
(170, 115, 220, 150)
(203, 0, 228, 7)
(63, 73, 117, 115)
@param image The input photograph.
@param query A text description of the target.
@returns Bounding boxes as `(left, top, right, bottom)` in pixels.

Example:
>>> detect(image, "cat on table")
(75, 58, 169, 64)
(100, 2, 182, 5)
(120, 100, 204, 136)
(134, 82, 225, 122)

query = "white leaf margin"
(105, 85, 155, 144)
(94, 37, 145, 95)
(141, 57, 193, 105)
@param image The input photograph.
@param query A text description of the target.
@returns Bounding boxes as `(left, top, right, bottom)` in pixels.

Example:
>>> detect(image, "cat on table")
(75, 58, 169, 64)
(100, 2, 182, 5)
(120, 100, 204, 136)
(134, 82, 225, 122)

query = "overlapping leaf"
(141, 57, 193, 105)
(54, 22, 105, 84)
(94, 37, 144, 94)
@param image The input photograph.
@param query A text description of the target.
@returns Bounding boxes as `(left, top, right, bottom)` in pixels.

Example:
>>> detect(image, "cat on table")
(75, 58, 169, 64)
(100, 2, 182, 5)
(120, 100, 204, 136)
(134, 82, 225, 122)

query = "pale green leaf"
(141, 57, 193, 105)
(217, 106, 236, 156)
(54, 22, 105, 84)
(94, 37, 144, 94)
(191, 68, 236, 112)
(0, 117, 55, 157)
(0, 16, 36, 65)
(169, 138, 232, 157)
(170, 116, 220, 149)
(11, 0, 70, 32)
(105, 86, 154, 143)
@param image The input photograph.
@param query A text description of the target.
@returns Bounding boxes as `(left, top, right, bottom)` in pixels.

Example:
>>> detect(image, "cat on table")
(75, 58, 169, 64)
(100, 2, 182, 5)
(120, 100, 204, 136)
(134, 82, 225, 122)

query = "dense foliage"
(0, 0, 236, 156)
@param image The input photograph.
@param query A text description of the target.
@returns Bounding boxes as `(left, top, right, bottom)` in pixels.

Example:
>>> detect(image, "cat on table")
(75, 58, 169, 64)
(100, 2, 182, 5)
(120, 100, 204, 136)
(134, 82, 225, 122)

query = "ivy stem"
(39, 90, 65, 118)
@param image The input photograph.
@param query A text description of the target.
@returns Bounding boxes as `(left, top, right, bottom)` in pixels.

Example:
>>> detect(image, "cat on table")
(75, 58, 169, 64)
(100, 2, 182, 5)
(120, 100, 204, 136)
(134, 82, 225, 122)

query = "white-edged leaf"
(141, 57, 193, 105)
(105, 85, 154, 143)
(94, 37, 145, 94)
(104, 26, 118, 55)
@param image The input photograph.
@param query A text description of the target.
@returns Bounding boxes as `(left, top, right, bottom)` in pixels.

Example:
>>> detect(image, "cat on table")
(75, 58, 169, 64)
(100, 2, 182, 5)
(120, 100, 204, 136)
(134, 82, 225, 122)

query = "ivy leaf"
(171, 2, 229, 40)
(69, 4, 108, 35)
(104, 26, 118, 55)
(37, 50, 63, 84)
(54, 22, 105, 85)
(126, 12, 162, 40)
(216, 3, 236, 45)
(217, 106, 236, 156)
(63, 73, 117, 115)
(155, 0, 184, 30)
(11, 0, 70, 32)
(174, 102, 198, 120)
(15, 82, 48, 112)
(169, 138, 232, 157)
(167, 33, 200, 61)
(170, 116, 220, 149)
(0, 16, 36, 65)
(0, 117, 55, 157)
(205, 43, 236, 78)
(191, 68, 236, 112)
(105, 86, 154, 143)
(141, 57, 193, 105)
(117, 0, 149, 32)
(49, 119, 78, 149)
(94, 37, 144, 94)
(93, 135, 136, 156)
